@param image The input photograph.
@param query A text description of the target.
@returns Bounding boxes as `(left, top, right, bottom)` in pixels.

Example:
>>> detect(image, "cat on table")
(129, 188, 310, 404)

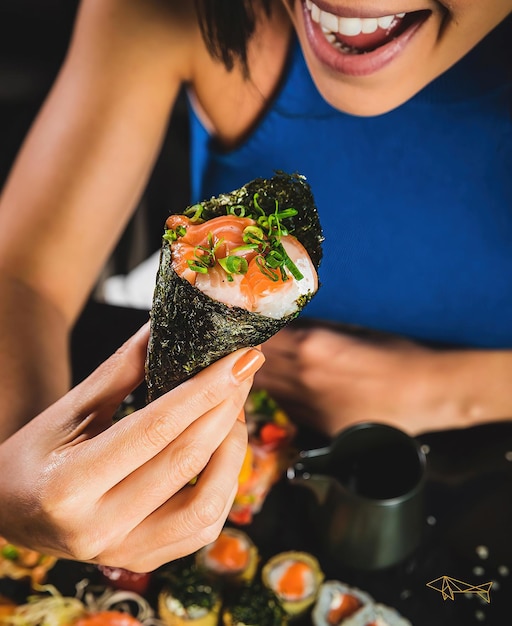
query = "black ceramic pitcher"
(287, 422, 427, 570)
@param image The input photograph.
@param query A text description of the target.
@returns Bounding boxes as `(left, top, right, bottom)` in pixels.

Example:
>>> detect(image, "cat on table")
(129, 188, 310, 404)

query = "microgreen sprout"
(218, 255, 249, 282)
(184, 203, 206, 223)
(174, 194, 305, 283)
(186, 232, 224, 274)
(163, 224, 187, 243)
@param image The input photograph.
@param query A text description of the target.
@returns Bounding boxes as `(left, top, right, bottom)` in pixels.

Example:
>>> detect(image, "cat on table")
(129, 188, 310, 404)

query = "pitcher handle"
(287, 445, 332, 479)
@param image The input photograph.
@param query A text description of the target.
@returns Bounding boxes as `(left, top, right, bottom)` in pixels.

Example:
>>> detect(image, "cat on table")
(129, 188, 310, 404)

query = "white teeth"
(338, 17, 362, 36)
(319, 10, 339, 32)
(361, 18, 378, 34)
(377, 15, 395, 29)
(306, 1, 406, 38)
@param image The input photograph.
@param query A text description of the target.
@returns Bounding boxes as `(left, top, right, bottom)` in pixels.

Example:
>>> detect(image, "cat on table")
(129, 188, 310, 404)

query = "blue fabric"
(188, 17, 512, 348)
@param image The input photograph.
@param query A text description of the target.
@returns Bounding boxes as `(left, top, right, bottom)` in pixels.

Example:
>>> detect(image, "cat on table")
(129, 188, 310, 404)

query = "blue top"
(187, 17, 512, 348)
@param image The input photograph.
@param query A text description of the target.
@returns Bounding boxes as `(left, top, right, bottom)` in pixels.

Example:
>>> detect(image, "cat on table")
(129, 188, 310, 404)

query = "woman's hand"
(0, 324, 264, 573)
(255, 324, 512, 436)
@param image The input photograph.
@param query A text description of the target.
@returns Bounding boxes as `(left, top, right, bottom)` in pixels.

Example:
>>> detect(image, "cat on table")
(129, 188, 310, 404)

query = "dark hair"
(194, 0, 273, 73)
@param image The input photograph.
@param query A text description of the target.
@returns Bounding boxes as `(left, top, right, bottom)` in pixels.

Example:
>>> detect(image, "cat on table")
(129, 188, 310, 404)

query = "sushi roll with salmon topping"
(145, 172, 323, 401)
(262, 551, 324, 618)
(312, 581, 373, 626)
(195, 527, 259, 585)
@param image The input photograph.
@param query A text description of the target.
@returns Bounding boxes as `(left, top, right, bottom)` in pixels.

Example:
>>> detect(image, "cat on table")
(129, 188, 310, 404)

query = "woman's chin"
(304, 68, 427, 117)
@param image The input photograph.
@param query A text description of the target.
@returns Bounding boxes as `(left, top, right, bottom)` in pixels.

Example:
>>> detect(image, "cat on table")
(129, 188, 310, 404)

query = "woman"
(0, 0, 510, 568)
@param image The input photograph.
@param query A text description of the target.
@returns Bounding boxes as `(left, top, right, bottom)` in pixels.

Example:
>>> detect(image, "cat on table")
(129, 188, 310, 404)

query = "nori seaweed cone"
(145, 172, 323, 402)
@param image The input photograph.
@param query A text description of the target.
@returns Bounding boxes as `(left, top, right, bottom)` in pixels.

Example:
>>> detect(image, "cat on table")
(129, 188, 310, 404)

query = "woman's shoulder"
(68, 0, 202, 83)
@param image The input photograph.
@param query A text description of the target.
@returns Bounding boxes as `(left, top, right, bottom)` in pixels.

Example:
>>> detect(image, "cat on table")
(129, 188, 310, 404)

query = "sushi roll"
(195, 527, 259, 584)
(145, 172, 323, 402)
(341, 603, 412, 626)
(230, 390, 297, 525)
(0, 536, 56, 585)
(157, 562, 221, 626)
(262, 551, 324, 617)
(222, 582, 288, 626)
(312, 581, 373, 625)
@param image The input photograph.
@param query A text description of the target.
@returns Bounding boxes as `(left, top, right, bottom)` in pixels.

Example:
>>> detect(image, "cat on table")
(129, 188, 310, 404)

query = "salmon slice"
(207, 534, 249, 571)
(165, 214, 317, 318)
(276, 561, 312, 599)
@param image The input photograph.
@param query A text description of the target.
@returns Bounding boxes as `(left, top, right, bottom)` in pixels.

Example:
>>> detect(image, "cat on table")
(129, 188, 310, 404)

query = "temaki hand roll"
(145, 172, 323, 402)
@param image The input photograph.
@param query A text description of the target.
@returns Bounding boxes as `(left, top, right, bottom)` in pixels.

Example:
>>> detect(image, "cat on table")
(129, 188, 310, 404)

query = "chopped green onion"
(187, 261, 209, 274)
(184, 203, 205, 223)
(163, 225, 187, 242)
(279, 244, 304, 280)
(227, 204, 247, 217)
(253, 193, 265, 216)
(218, 255, 248, 276)
(256, 256, 279, 281)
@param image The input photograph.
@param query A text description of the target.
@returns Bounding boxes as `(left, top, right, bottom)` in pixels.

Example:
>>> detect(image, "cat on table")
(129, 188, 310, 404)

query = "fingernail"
(237, 409, 246, 423)
(232, 348, 265, 383)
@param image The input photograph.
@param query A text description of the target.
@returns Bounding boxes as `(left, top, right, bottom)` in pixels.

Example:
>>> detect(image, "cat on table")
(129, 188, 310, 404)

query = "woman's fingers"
(95, 382, 252, 538)
(96, 419, 247, 572)
(5, 322, 263, 566)
(67, 347, 263, 492)
(29, 346, 261, 561)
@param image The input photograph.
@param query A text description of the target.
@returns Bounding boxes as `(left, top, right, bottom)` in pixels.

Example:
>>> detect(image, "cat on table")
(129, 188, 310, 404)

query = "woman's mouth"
(302, 1, 431, 76)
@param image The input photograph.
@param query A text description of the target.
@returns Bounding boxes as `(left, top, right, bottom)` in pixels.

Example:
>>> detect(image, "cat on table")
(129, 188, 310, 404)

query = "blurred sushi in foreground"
(262, 551, 324, 617)
(312, 580, 412, 626)
(222, 582, 288, 626)
(0, 537, 56, 586)
(230, 390, 297, 525)
(311, 581, 373, 625)
(157, 562, 221, 626)
(341, 603, 412, 626)
(195, 528, 259, 585)
(145, 172, 323, 402)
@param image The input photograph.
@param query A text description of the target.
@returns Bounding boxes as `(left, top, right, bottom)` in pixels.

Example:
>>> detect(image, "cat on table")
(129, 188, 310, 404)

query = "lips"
(302, 1, 431, 76)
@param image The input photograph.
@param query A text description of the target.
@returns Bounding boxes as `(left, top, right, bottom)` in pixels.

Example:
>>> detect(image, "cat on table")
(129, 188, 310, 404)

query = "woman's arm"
(0, 0, 198, 436)
(255, 325, 512, 436)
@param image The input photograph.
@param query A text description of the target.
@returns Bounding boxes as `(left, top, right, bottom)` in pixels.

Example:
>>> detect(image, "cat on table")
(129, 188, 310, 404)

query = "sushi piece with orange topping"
(311, 581, 373, 626)
(262, 551, 324, 617)
(145, 172, 323, 402)
(195, 528, 259, 585)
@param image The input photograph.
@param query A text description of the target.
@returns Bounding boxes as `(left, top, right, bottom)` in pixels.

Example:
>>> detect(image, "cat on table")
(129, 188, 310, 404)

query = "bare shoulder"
(67, 0, 202, 84)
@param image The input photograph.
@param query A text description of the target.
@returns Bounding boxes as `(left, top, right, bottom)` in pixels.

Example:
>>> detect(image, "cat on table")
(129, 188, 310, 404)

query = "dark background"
(0, 0, 191, 278)
(2, 5, 512, 625)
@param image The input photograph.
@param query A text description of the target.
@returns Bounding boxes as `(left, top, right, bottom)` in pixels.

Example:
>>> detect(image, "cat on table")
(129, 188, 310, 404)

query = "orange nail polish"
(232, 348, 265, 383)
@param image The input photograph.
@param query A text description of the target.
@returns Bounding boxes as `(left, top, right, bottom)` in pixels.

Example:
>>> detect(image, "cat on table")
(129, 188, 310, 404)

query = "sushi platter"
(2, 368, 512, 626)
